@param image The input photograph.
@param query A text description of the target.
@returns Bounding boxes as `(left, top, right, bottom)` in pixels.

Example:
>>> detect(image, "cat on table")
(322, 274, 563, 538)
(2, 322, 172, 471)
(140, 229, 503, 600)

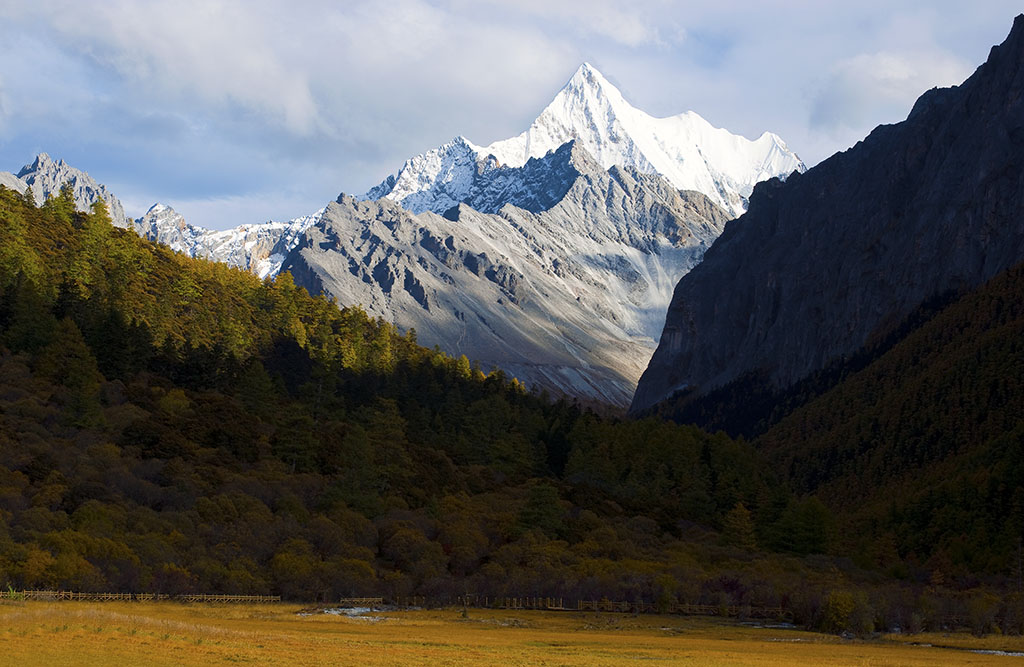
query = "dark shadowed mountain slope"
(632, 14, 1024, 415)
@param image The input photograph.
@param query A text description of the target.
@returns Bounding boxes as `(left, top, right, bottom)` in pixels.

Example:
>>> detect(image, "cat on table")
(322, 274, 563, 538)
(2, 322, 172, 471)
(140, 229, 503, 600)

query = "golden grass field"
(0, 600, 1021, 665)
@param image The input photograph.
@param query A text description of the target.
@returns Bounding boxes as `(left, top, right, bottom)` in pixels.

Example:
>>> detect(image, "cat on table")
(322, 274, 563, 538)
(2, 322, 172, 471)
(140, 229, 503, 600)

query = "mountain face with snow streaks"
(285, 142, 729, 406)
(133, 204, 321, 280)
(365, 63, 804, 218)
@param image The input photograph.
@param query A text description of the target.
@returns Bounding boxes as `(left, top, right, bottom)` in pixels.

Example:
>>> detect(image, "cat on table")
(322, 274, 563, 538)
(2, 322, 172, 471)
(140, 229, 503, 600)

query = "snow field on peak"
(134, 205, 325, 280)
(367, 63, 805, 219)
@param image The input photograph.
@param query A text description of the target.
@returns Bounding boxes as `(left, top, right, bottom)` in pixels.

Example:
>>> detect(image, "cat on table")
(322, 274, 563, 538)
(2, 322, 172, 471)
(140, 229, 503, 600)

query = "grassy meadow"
(0, 601, 1020, 665)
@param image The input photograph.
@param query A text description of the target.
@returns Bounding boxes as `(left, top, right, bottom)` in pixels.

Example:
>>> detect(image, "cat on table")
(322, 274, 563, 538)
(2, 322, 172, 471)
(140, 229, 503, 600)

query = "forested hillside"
(757, 261, 1024, 580)
(0, 184, 830, 605)
(1, 184, 1022, 633)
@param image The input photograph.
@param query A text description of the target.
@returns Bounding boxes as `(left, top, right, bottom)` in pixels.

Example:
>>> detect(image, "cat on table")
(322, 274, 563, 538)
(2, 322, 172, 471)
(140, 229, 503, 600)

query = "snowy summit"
(364, 63, 805, 218)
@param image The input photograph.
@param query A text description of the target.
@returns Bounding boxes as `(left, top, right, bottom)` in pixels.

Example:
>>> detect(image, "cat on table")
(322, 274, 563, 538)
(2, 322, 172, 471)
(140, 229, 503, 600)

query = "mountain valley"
(2, 11, 1024, 640)
(2, 64, 801, 408)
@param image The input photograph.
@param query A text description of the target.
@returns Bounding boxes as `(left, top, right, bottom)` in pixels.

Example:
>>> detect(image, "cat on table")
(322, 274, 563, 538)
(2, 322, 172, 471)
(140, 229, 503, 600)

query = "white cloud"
(0, 78, 7, 134)
(9, 0, 327, 136)
(810, 50, 972, 132)
(447, 0, 682, 48)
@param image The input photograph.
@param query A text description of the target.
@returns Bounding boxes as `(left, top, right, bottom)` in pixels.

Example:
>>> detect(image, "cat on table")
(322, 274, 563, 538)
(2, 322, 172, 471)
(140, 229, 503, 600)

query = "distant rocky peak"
(138, 202, 185, 228)
(449, 135, 478, 151)
(17, 152, 55, 178)
(988, 13, 1024, 67)
(12, 152, 130, 227)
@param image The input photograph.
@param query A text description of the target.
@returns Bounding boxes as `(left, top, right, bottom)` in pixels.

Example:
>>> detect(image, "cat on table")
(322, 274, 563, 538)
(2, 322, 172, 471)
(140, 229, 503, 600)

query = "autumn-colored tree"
(720, 502, 757, 551)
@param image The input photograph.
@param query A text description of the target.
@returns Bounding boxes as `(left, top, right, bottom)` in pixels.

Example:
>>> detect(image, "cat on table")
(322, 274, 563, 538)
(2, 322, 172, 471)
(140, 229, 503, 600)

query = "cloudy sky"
(0, 1, 1019, 228)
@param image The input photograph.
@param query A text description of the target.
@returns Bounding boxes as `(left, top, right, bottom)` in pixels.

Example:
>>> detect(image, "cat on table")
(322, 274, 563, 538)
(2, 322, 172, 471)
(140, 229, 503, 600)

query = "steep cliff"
(633, 15, 1024, 414)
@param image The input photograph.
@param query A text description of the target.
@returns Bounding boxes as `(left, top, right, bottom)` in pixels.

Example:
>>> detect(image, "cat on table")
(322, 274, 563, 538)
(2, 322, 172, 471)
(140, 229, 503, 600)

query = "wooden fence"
(175, 594, 281, 603)
(435, 595, 789, 619)
(460, 596, 568, 610)
(0, 590, 280, 603)
(577, 601, 788, 618)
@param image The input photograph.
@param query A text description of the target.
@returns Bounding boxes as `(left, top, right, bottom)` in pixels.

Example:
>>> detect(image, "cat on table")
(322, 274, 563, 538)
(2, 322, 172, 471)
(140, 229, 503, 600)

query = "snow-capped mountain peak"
(366, 135, 487, 215)
(364, 63, 805, 218)
(560, 62, 630, 110)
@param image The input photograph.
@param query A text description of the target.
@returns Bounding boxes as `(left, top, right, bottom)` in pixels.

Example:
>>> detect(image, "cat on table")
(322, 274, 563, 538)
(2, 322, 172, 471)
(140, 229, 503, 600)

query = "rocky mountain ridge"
(3, 61, 806, 406)
(286, 141, 729, 406)
(0, 140, 729, 406)
(133, 203, 322, 280)
(0, 155, 319, 282)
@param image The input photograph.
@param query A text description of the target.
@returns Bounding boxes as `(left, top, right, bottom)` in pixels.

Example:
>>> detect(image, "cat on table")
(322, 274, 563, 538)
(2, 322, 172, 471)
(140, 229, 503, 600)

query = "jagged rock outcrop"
(12, 153, 130, 226)
(365, 138, 582, 216)
(632, 14, 1024, 414)
(286, 141, 729, 407)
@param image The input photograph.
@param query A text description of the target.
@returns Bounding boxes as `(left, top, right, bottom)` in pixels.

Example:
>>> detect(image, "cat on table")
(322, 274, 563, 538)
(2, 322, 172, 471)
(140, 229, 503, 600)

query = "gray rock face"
(632, 14, 1024, 413)
(0, 140, 730, 408)
(14, 153, 130, 226)
(285, 141, 729, 407)
(457, 140, 582, 214)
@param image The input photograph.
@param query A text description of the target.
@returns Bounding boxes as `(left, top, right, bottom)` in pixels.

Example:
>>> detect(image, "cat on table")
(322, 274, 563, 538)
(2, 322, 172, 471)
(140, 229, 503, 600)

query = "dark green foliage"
(11, 183, 1014, 627)
(765, 497, 833, 555)
(35, 319, 104, 427)
(517, 482, 565, 536)
(758, 261, 1024, 578)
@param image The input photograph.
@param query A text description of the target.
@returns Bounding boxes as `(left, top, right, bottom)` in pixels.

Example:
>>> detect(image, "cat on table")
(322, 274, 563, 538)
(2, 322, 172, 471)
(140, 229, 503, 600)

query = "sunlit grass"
(0, 601, 1019, 665)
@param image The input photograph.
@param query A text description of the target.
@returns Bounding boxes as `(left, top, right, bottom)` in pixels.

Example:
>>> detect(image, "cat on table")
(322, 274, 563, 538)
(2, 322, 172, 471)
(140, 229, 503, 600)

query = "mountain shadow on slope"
(645, 289, 960, 438)
(282, 141, 730, 409)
